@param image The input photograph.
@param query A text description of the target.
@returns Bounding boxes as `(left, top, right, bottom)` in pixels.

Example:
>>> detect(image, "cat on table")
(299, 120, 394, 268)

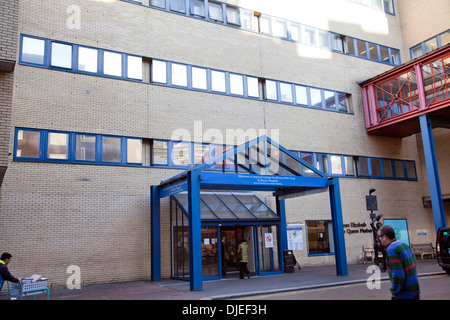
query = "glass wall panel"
(201, 227, 219, 277)
(47, 132, 69, 160)
(102, 136, 121, 162)
(153, 140, 168, 165)
(103, 51, 122, 77)
(127, 138, 142, 164)
(75, 134, 96, 161)
(16, 130, 40, 158)
(78, 47, 98, 73)
(306, 220, 334, 254)
(51, 43, 72, 69)
(22, 37, 45, 65)
(258, 225, 279, 272)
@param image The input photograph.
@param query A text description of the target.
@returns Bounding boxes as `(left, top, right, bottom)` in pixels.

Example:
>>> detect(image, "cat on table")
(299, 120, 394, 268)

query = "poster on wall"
(264, 233, 274, 248)
(287, 224, 304, 251)
(383, 219, 410, 246)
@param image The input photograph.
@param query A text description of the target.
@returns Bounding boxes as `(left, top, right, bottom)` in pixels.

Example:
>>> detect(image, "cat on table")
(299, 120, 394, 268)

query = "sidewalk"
(2, 261, 444, 300)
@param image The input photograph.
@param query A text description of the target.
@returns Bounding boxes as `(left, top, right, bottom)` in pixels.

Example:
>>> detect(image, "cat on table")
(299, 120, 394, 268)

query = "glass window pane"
(102, 137, 121, 162)
(371, 158, 382, 176)
(394, 160, 405, 178)
(290, 24, 302, 42)
(344, 156, 354, 176)
(104, 51, 122, 77)
(209, 2, 223, 21)
(153, 140, 168, 165)
(273, 19, 287, 38)
(390, 49, 400, 65)
(51, 42, 72, 69)
(300, 152, 314, 176)
(152, 60, 167, 83)
(310, 88, 322, 108)
(330, 155, 342, 175)
(424, 37, 438, 53)
(316, 154, 328, 173)
(201, 227, 219, 277)
(357, 40, 367, 58)
(226, 6, 240, 25)
(151, 0, 165, 8)
(383, 0, 394, 13)
(171, 63, 187, 87)
(229, 73, 243, 95)
(380, 46, 389, 63)
(190, 0, 205, 17)
(16, 130, 40, 158)
(127, 138, 142, 164)
(304, 27, 316, 45)
(357, 157, 369, 176)
(211, 70, 226, 92)
(406, 161, 416, 179)
(170, 0, 185, 13)
(345, 37, 355, 55)
(295, 85, 308, 105)
(172, 142, 190, 166)
(307, 220, 333, 254)
(127, 56, 142, 80)
(259, 16, 271, 34)
(382, 159, 393, 177)
(241, 10, 254, 31)
(338, 93, 348, 112)
(265, 80, 278, 100)
(368, 43, 378, 60)
(318, 30, 330, 48)
(280, 82, 292, 103)
(247, 77, 259, 98)
(75, 134, 96, 161)
(324, 90, 336, 110)
(440, 30, 450, 47)
(22, 37, 45, 65)
(48, 132, 69, 160)
(78, 47, 98, 73)
(192, 67, 207, 90)
(410, 45, 423, 59)
(331, 33, 343, 52)
(194, 143, 210, 164)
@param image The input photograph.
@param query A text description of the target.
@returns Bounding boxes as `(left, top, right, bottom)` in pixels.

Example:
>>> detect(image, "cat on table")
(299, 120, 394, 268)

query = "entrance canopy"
(151, 136, 348, 290)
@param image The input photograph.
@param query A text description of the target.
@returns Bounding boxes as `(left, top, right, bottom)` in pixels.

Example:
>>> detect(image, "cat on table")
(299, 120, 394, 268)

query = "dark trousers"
(239, 262, 250, 279)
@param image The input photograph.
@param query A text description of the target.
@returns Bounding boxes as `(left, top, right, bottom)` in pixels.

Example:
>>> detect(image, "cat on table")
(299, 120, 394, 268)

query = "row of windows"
(410, 29, 450, 59)
(124, 0, 400, 66)
(19, 35, 349, 113)
(14, 128, 417, 181)
(347, 0, 395, 14)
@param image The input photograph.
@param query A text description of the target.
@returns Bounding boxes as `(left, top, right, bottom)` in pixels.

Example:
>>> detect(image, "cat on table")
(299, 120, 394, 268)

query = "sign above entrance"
(159, 179, 188, 198)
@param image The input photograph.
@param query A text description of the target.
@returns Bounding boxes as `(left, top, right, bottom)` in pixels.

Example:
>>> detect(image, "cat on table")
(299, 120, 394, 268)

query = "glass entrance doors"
(220, 226, 244, 276)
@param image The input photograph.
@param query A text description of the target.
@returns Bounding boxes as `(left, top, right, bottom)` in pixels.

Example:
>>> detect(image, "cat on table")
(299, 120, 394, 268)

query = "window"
(229, 73, 243, 95)
(208, 2, 223, 22)
(192, 67, 207, 90)
(316, 154, 328, 173)
(247, 77, 259, 98)
(78, 47, 98, 73)
(48, 132, 69, 160)
(226, 6, 240, 25)
(151, 0, 165, 8)
(370, 158, 382, 176)
(273, 19, 287, 38)
(310, 88, 322, 108)
(240, 10, 254, 31)
(307, 220, 334, 255)
(295, 85, 308, 105)
(259, 16, 271, 34)
(383, 159, 393, 178)
(103, 51, 122, 77)
(127, 138, 142, 164)
(380, 46, 389, 63)
(75, 134, 96, 161)
(318, 30, 330, 49)
(280, 82, 292, 103)
(265, 80, 278, 100)
(51, 42, 72, 69)
(406, 161, 416, 179)
(152, 60, 167, 83)
(153, 140, 168, 165)
(102, 137, 121, 162)
(16, 130, 40, 158)
(304, 27, 316, 45)
(324, 90, 336, 110)
(330, 155, 342, 175)
(171, 63, 187, 87)
(344, 156, 354, 176)
(171, 142, 190, 166)
(394, 160, 405, 178)
(170, 0, 186, 13)
(338, 93, 348, 112)
(190, 0, 205, 17)
(441, 30, 450, 46)
(357, 39, 367, 58)
(357, 157, 369, 176)
(383, 0, 394, 14)
(211, 70, 226, 92)
(345, 37, 355, 55)
(21, 36, 45, 65)
(290, 24, 302, 42)
(127, 56, 142, 80)
(194, 143, 210, 164)
(424, 37, 438, 53)
(368, 43, 378, 60)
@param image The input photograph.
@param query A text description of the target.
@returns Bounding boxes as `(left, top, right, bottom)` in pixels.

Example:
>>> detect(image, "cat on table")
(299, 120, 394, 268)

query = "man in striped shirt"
(377, 225, 420, 300)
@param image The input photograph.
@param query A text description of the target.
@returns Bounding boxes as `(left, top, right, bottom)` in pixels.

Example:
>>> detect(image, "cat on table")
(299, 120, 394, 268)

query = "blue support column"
(150, 185, 161, 282)
(277, 197, 288, 272)
(187, 171, 203, 291)
(419, 115, 447, 232)
(328, 178, 348, 276)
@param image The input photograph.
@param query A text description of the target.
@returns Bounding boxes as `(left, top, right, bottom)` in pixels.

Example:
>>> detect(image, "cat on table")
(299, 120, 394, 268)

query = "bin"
(283, 250, 294, 273)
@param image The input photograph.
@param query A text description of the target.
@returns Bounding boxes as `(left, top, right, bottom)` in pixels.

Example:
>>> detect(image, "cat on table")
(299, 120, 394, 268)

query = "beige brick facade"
(0, 0, 448, 289)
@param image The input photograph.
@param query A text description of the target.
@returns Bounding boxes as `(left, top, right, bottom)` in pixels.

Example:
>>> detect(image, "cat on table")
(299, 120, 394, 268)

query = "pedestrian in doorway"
(238, 239, 250, 279)
(377, 225, 420, 300)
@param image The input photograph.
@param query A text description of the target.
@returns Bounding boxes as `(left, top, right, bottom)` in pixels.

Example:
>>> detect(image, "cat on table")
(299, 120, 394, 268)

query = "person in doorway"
(377, 225, 420, 300)
(238, 239, 250, 279)
(0, 252, 21, 283)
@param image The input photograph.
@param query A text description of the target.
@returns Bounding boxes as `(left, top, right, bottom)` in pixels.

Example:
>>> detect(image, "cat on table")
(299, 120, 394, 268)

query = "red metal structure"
(360, 43, 450, 138)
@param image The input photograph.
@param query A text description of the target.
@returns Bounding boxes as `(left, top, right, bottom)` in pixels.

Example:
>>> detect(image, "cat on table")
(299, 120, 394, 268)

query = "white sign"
(264, 233, 273, 248)
(287, 225, 304, 251)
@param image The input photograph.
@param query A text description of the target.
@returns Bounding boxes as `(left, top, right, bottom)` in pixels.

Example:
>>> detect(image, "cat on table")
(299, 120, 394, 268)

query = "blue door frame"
(151, 136, 348, 291)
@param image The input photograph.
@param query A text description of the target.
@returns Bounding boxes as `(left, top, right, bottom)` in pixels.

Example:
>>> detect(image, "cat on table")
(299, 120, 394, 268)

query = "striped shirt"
(386, 240, 420, 299)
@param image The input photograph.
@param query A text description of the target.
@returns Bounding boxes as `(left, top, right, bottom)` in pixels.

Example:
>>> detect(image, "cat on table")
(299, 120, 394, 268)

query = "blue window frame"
(410, 29, 450, 59)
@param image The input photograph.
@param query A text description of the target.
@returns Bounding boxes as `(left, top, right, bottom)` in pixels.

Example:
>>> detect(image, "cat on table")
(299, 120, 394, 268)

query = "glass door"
(201, 227, 219, 278)
(220, 226, 244, 276)
(258, 225, 280, 273)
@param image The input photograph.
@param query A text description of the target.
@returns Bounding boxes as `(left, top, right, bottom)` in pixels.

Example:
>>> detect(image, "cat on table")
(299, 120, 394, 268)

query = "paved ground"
(1, 260, 444, 300)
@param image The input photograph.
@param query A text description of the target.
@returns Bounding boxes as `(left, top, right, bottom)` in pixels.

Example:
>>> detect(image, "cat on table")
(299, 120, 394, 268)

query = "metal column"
(419, 115, 447, 231)
(150, 185, 161, 282)
(328, 178, 348, 276)
(187, 171, 203, 291)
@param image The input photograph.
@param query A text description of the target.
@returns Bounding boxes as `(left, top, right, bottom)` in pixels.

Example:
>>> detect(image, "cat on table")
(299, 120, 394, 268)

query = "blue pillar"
(150, 185, 161, 282)
(277, 197, 288, 271)
(419, 115, 447, 232)
(328, 178, 348, 276)
(188, 171, 203, 291)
